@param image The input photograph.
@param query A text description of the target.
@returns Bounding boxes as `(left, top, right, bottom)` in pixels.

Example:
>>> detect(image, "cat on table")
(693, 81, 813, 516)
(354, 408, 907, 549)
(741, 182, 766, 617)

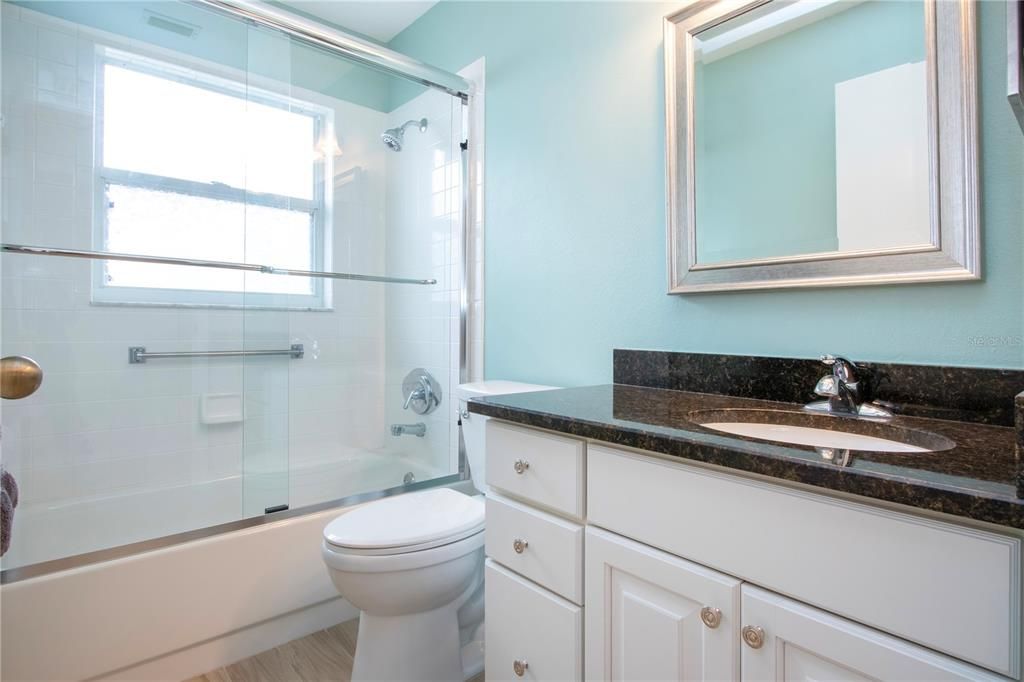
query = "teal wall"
(695, 1, 924, 263)
(390, 1, 1024, 384)
(14, 1, 397, 111)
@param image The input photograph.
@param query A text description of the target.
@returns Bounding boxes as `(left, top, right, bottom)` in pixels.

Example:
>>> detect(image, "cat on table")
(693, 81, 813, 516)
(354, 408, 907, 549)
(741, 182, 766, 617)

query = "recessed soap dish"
(201, 393, 244, 425)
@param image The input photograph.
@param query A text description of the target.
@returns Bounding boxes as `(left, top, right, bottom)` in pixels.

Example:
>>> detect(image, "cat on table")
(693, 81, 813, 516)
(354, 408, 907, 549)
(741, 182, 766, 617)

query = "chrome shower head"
(381, 118, 428, 152)
(381, 131, 402, 151)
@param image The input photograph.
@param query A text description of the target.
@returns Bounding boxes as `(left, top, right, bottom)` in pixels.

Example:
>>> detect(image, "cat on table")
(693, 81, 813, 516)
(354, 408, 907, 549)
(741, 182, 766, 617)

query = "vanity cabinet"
(483, 421, 1020, 681)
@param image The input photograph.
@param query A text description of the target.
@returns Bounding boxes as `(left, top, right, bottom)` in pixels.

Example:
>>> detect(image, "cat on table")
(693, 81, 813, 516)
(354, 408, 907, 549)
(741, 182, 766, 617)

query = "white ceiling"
(281, 1, 438, 42)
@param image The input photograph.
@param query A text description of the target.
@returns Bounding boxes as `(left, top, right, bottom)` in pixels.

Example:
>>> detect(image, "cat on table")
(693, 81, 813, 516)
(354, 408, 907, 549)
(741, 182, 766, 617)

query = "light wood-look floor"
(186, 618, 485, 682)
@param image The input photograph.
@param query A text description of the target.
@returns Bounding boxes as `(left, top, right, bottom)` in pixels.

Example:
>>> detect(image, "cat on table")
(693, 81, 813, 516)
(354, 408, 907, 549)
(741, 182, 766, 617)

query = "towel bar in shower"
(1, 244, 437, 285)
(129, 344, 304, 364)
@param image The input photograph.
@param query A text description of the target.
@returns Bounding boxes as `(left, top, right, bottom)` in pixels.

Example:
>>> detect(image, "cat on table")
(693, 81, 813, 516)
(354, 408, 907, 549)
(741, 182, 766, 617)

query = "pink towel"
(1, 469, 18, 556)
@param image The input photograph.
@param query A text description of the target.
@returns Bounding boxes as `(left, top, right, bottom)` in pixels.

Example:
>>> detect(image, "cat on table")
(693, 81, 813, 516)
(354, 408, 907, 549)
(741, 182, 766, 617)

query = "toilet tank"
(456, 381, 558, 495)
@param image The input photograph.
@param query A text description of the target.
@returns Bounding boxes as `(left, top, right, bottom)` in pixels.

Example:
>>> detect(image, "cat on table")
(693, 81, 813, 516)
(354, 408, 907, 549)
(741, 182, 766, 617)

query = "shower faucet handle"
(401, 368, 442, 415)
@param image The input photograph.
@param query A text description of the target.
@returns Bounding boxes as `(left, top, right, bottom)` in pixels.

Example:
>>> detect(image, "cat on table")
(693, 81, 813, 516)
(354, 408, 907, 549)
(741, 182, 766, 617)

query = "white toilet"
(321, 380, 556, 681)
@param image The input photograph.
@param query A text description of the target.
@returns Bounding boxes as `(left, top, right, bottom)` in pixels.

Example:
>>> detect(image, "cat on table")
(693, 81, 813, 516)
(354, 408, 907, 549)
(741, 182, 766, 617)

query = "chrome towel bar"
(1, 244, 437, 286)
(129, 344, 304, 364)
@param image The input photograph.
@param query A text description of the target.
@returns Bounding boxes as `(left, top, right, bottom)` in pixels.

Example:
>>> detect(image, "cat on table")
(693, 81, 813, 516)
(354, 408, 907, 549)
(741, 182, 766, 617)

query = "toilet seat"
(323, 527, 484, 573)
(322, 488, 485, 570)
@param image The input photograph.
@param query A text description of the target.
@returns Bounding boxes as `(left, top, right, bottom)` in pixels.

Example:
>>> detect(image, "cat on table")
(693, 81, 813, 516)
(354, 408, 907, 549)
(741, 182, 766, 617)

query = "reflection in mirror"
(692, 1, 931, 265)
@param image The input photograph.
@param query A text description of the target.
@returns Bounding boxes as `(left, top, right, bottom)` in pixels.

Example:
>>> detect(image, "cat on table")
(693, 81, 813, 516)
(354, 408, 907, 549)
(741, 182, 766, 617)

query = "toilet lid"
(324, 488, 485, 551)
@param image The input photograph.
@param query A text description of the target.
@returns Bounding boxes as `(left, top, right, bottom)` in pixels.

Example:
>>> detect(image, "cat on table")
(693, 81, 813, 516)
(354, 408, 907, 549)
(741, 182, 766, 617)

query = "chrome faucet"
(805, 355, 892, 419)
(391, 423, 426, 437)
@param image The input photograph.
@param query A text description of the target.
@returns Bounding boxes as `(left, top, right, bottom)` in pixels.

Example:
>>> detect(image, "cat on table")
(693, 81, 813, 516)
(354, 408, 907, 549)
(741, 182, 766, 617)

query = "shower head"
(381, 118, 428, 152)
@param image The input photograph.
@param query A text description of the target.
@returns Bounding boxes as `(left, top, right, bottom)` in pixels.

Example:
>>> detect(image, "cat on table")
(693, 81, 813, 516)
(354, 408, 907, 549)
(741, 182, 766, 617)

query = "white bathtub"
(1, 465, 470, 681)
(3, 451, 440, 570)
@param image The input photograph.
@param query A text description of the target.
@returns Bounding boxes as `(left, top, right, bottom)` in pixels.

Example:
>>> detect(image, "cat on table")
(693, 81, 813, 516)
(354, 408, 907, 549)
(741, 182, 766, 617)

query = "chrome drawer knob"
(513, 538, 529, 554)
(742, 625, 765, 649)
(513, 659, 529, 677)
(513, 459, 530, 474)
(700, 606, 721, 629)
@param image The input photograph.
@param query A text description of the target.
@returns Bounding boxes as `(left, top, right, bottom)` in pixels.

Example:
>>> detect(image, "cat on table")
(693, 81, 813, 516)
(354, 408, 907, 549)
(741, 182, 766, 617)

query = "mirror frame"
(1011, 0, 1024, 132)
(664, 0, 979, 294)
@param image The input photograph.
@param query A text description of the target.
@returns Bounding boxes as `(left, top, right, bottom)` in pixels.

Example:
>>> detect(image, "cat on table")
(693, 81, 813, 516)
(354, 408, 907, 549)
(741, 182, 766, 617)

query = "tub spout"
(391, 423, 426, 437)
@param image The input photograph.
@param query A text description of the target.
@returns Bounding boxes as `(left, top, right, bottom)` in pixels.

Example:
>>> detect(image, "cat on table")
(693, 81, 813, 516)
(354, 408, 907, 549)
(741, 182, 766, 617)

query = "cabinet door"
(740, 584, 1004, 681)
(585, 526, 741, 681)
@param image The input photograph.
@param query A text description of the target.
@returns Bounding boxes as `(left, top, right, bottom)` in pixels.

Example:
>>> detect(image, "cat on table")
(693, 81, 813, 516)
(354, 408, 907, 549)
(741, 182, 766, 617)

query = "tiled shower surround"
(0, 5, 468, 568)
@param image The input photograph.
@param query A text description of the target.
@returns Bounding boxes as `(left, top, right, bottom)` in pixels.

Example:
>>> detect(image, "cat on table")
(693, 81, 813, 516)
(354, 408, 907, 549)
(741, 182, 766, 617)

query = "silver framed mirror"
(664, 0, 979, 293)
(1011, 0, 1024, 132)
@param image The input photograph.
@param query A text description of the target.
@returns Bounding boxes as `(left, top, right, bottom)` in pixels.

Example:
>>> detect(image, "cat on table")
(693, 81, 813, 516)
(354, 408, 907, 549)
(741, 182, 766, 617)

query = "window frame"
(92, 47, 333, 311)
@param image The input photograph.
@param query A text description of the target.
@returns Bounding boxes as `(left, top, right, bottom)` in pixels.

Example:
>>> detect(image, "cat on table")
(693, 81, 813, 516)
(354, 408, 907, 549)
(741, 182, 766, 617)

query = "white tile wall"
(0, 5, 466, 569)
(383, 87, 467, 477)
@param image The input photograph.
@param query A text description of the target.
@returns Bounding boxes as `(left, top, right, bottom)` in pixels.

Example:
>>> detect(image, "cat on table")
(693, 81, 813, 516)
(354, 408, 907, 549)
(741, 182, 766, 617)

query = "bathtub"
(1, 459, 466, 681)
(3, 451, 440, 570)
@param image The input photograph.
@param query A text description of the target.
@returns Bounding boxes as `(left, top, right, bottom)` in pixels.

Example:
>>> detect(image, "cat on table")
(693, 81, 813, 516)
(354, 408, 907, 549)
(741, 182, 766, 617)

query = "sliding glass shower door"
(0, 0, 466, 573)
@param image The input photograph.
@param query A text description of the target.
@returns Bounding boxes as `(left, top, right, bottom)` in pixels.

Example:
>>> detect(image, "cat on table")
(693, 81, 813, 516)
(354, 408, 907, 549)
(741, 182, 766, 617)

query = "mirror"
(665, 0, 979, 293)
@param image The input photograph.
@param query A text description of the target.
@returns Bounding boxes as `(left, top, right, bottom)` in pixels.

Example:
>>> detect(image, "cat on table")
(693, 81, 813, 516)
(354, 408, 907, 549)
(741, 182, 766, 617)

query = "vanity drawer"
(485, 559, 583, 682)
(486, 420, 585, 518)
(486, 494, 584, 604)
(587, 444, 1022, 678)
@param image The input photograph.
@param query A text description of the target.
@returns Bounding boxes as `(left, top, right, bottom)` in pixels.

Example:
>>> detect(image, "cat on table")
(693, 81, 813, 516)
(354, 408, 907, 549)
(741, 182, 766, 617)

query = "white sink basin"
(700, 422, 929, 453)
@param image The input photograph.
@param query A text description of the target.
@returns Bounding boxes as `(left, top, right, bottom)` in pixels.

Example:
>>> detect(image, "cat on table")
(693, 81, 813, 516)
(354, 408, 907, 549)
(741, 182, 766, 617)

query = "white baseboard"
(96, 598, 359, 682)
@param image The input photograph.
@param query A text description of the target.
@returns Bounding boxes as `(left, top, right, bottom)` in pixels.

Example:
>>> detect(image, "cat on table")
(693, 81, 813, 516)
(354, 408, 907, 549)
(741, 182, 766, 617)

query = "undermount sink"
(687, 409, 956, 454)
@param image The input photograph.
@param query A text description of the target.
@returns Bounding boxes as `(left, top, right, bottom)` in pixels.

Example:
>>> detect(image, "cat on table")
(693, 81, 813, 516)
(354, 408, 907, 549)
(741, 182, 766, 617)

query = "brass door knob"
(0, 356, 43, 400)
(512, 659, 529, 677)
(700, 606, 722, 629)
(513, 538, 529, 554)
(741, 625, 765, 649)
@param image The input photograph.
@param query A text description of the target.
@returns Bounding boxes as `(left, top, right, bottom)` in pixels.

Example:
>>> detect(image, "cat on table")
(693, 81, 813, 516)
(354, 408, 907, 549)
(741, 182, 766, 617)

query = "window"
(93, 49, 332, 309)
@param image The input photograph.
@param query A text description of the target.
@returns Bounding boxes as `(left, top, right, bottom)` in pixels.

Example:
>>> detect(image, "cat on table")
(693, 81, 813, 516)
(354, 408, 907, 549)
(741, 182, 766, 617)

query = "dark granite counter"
(468, 384, 1024, 529)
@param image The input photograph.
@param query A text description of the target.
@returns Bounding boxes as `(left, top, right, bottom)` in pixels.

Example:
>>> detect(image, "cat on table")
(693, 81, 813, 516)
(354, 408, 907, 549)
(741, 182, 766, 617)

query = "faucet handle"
(814, 375, 839, 397)
(820, 355, 858, 384)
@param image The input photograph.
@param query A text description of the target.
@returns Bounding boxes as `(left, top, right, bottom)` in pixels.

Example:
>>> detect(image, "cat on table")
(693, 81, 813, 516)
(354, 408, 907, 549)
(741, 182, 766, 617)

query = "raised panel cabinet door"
(739, 584, 1005, 681)
(585, 526, 741, 681)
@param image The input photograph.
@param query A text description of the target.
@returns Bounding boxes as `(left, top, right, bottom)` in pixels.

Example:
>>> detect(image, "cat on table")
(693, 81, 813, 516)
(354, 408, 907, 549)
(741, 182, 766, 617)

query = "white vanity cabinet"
(482, 420, 1021, 682)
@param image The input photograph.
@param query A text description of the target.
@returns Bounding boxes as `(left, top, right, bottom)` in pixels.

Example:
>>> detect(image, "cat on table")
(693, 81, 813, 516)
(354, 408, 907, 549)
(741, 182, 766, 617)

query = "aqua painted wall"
(695, 1, 924, 263)
(13, 1, 399, 111)
(390, 1, 1024, 384)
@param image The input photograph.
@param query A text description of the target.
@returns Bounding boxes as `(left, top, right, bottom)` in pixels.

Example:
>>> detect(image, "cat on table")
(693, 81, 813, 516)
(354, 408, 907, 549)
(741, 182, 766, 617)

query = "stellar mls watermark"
(967, 335, 1023, 347)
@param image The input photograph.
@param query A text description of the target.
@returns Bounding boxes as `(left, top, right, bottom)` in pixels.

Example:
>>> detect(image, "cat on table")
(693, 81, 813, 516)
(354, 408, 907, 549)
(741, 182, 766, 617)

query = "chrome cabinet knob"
(741, 625, 765, 649)
(513, 538, 529, 554)
(513, 459, 530, 474)
(513, 659, 529, 677)
(699, 606, 721, 629)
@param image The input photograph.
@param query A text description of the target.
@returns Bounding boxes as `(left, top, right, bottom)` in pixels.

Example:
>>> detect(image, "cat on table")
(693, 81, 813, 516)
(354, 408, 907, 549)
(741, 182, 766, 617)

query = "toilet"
(321, 380, 557, 681)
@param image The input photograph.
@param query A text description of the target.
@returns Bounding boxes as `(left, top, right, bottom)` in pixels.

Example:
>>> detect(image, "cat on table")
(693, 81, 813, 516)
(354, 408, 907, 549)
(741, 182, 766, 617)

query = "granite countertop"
(468, 384, 1024, 530)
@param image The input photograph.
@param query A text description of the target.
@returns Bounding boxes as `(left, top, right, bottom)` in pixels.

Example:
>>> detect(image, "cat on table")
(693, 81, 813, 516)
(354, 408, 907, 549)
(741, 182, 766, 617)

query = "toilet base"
(460, 623, 484, 679)
(352, 604, 464, 682)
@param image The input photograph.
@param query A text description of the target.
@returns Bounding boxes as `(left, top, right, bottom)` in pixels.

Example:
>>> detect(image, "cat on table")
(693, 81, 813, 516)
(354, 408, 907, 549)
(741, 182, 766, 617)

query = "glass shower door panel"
(0, 1, 258, 569)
